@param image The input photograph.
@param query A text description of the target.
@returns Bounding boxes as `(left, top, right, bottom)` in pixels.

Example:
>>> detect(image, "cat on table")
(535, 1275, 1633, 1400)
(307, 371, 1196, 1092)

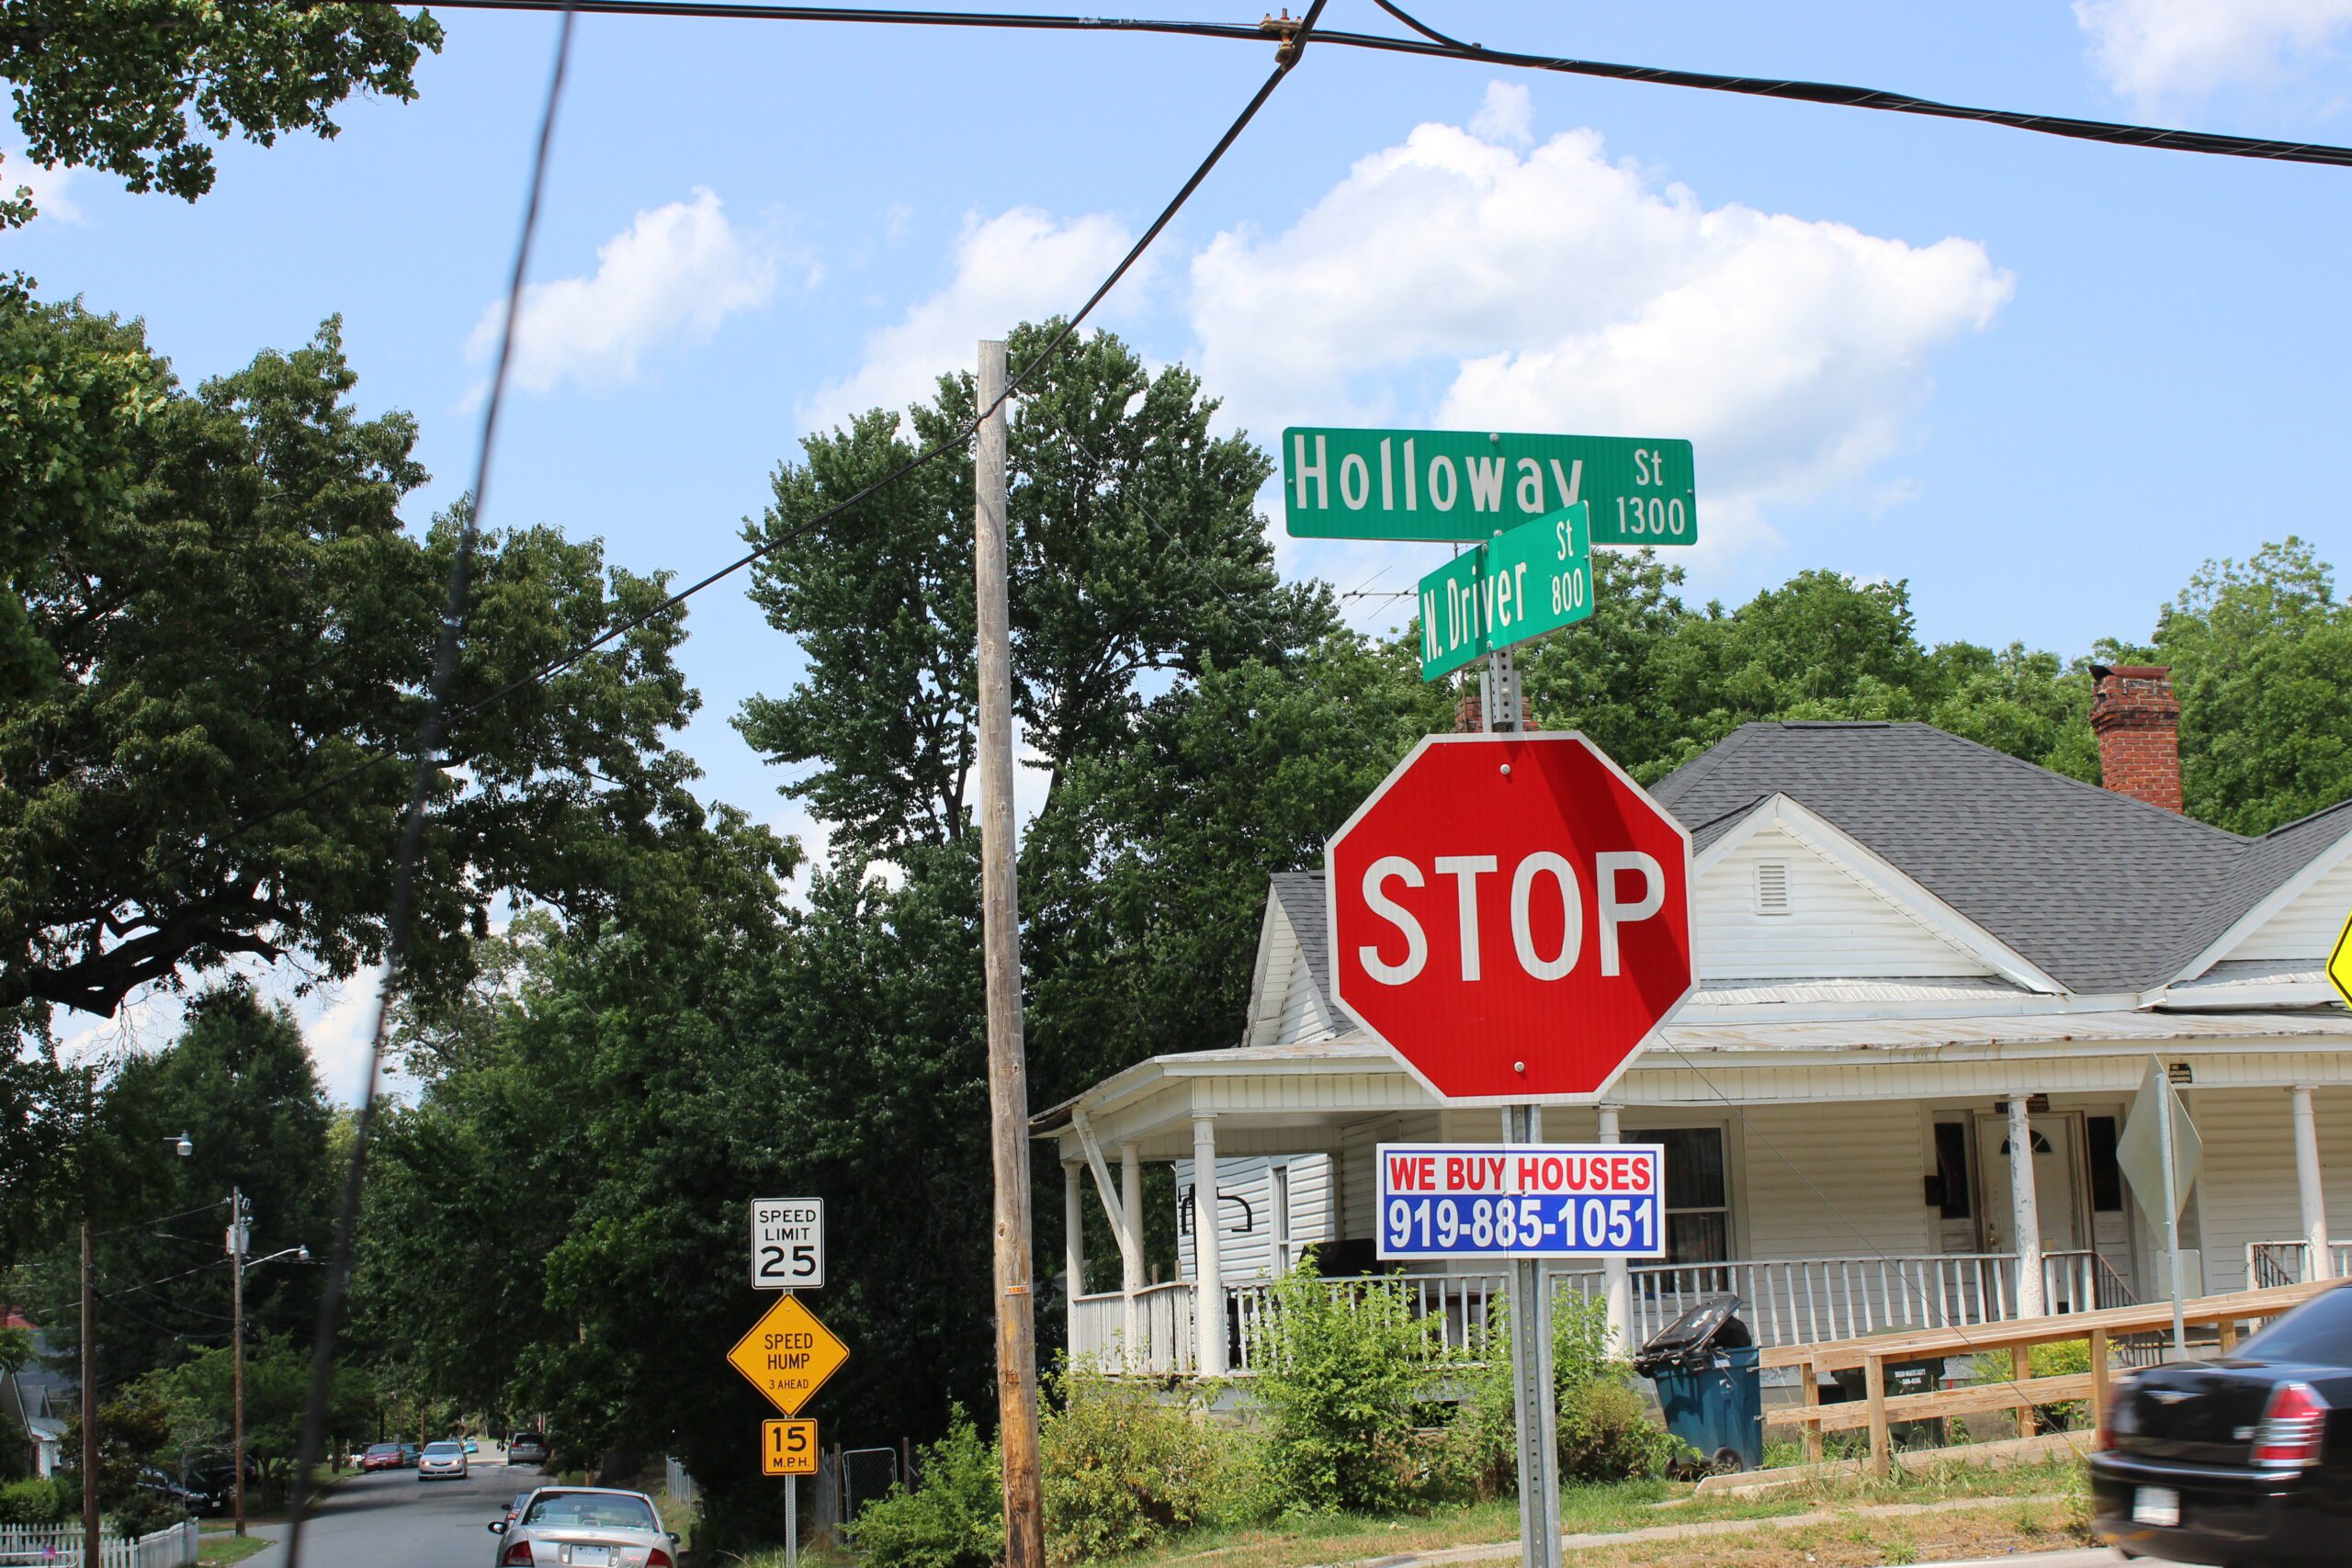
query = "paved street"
(242, 1455, 549, 1568)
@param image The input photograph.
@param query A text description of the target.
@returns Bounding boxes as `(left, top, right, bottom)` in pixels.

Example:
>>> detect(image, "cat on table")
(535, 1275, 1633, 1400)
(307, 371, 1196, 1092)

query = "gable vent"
(1754, 861, 1792, 916)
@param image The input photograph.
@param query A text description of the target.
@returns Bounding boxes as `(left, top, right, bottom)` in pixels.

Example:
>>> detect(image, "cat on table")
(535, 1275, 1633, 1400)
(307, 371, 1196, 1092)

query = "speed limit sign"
(763, 1419, 817, 1476)
(751, 1198, 823, 1290)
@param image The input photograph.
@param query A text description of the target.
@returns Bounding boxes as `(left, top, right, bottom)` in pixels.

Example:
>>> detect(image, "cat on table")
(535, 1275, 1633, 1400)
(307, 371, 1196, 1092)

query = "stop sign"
(1327, 733, 1694, 1103)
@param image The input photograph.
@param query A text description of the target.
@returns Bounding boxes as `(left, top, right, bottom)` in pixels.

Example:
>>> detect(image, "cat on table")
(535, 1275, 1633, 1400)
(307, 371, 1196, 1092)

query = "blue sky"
(16, 0, 2352, 1090)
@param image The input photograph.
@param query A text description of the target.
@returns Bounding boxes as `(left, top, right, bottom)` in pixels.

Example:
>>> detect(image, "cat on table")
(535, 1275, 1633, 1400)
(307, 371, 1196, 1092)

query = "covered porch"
(1035, 1011, 2352, 1378)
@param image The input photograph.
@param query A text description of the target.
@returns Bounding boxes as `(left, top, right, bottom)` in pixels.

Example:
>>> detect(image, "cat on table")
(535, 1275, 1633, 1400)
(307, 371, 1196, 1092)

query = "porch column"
(1062, 1162, 1084, 1353)
(2007, 1096, 2044, 1317)
(1192, 1117, 1227, 1376)
(2292, 1087, 2332, 1280)
(1597, 1104, 1633, 1352)
(1120, 1143, 1145, 1364)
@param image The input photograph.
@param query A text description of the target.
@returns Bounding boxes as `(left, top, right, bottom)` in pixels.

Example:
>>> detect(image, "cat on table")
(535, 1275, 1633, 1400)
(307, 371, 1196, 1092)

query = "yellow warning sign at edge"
(728, 1294, 849, 1416)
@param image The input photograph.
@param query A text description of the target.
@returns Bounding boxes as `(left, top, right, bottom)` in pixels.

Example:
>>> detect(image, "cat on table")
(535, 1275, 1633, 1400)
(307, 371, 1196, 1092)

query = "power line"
(282, 8, 582, 1561)
(338, 0, 2352, 167)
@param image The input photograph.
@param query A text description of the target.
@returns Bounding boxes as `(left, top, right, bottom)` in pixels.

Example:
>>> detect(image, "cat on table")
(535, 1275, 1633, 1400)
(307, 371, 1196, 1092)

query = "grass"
(722, 1460, 2089, 1568)
(195, 1534, 275, 1567)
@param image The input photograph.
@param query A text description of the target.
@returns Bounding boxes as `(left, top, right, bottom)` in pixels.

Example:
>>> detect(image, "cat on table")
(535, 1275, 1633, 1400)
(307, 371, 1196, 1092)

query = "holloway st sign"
(1283, 427, 1696, 545)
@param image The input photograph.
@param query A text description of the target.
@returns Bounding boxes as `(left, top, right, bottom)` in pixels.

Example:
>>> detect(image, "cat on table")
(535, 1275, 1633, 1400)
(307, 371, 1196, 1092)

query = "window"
(1753, 861, 1792, 916)
(2243, 1288, 2352, 1367)
(1656, 1127, 1730, 1267)
(1271, 1166, 1294, 1271)
(1932, 1122, 1973, 1219)
(2086, 1116, 2123, 1212)
(524, 1494, 659, 1531)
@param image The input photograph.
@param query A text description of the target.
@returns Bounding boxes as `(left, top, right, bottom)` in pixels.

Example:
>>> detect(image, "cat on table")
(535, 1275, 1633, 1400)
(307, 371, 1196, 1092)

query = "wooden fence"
(1760, 1279, 2338, 1476)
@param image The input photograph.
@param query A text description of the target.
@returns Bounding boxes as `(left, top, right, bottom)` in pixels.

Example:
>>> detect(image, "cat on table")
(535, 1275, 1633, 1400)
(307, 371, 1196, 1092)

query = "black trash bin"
(1827, 1356, 1948, 1450)
(1632, 1295, 1762, 1474)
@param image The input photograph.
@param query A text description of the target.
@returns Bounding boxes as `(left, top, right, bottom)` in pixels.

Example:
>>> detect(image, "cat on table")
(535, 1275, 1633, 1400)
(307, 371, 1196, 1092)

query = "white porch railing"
(2245, 1239, 2352, 1288)
(1084, 1251, 2149, 1378)
(1228, 1272, 1503, 1373)
(1604, 1254, 2021, 1350)
(0, 1521, 200, 1567)
(1070, 1282, 1195, 1374)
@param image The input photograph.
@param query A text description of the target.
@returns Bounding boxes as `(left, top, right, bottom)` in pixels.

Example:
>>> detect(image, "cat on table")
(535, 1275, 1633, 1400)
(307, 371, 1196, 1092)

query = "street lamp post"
(230, 1220, 309, 1540)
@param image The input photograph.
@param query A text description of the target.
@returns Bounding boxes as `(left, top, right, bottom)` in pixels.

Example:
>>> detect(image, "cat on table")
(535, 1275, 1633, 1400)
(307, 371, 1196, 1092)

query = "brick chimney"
(2089, 663, 2183, 813)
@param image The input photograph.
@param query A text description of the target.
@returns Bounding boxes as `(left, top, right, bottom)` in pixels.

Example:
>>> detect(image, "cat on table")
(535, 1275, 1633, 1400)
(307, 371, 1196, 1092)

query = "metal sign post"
(2159, 1073, 2187, 1359)
(1504, 1106, 1562, 1568)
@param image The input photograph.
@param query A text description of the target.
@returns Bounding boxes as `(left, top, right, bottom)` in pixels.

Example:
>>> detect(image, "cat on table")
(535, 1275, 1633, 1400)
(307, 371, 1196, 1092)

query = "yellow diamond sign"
(2329, 908, 2352, 1011)
(728, 1294, 848, 1416)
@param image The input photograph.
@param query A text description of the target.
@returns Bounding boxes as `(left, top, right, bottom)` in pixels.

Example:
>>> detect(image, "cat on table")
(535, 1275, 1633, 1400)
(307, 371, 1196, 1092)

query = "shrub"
(1970, 1338, 2092, 1431)
(107, 1487, 188, 1540)
(855, 1410, 1002, 1568)
(1247, 1257, 1444, 1514)
(1441, 1291, 1689, 1495)
(0, 1476, 64, 1526)
(1041, 1359, 1261, 1562)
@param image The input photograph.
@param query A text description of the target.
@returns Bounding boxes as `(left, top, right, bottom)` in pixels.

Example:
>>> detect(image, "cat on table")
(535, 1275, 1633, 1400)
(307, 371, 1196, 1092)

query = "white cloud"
(1189, 121, 2011, 562)
(1469, 81, 1533, 146)
(2076, 0, 2352, 100)
(797, 207, 1137, 433)
(469, 187, 777, 394)
(4, 148, 81, 225)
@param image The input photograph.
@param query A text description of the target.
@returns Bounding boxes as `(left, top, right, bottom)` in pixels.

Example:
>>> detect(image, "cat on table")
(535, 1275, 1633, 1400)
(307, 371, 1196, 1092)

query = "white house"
(1035, 666, 2352, 1377)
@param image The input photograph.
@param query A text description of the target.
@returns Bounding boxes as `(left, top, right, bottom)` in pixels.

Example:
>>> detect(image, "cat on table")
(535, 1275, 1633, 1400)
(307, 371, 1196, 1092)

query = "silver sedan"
(489, 1487, 680, 1568)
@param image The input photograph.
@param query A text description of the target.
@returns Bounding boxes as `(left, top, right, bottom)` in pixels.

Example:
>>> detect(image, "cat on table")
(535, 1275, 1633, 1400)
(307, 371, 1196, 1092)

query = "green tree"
(2154, 537, 2352, 834)
(1, 296, 742, 1022)
(737, 321, 1331, 857)
(0, 0, 442, 225)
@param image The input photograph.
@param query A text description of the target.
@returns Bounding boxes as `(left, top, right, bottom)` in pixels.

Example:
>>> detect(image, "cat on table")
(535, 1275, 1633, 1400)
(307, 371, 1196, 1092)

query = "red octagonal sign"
(1327, 733, 1694, 1104)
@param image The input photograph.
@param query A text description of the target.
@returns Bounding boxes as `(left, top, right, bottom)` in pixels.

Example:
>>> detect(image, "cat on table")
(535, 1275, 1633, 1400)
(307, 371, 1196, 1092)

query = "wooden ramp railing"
(1760, 1279, 2339, 1477)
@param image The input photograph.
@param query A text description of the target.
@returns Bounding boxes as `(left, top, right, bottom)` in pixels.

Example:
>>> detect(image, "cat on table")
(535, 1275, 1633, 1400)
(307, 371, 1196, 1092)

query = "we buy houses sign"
(1326, 734, 1695, 1104)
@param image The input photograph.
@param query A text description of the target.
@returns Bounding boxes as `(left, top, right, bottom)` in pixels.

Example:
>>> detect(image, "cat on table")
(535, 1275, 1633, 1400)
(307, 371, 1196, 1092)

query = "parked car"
(506, 1431, 549, 1467)
(2092, 1281, 2352, 1566)
(362, 1443, 406, 1472)
(134, 1468, 204, 1515)
(419, 1439, 469, 1482)
(400, 1443, 420, 1467)
(488, 1486, 678, 1568)
(464, 1438, 481, 1457)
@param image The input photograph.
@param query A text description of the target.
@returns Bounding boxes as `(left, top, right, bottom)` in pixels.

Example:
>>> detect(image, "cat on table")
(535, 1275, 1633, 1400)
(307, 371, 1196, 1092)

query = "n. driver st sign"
(1326, 733, 1695, 1104)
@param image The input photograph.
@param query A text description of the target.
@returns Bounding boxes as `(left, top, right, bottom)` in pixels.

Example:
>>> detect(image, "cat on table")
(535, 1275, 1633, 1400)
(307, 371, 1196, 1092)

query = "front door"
(1977, 1112, 2086, 1303)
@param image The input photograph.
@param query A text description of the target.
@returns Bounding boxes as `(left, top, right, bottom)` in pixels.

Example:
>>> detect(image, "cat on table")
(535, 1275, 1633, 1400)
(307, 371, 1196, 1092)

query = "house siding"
(1176, 1154, 1335, 1281)
(1696, 824, 1997, 981)
(2180, 1086, 2352, 1293)
(1733, 1102, 1934, 1259)
(2229, 857, 2352, 963)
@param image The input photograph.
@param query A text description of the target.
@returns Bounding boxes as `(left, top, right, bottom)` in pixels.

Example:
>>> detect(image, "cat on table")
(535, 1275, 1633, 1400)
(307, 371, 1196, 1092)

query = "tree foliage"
(0, 296, 746, 1021)
(0, 0, 442, 225)
(2153, 537, 2352, 834)
(737, 321, 1332, 858)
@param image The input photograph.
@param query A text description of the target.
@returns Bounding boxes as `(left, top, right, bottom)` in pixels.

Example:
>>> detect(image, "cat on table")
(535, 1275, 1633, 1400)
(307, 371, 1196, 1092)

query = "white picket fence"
(0, 1520, 200, 1567)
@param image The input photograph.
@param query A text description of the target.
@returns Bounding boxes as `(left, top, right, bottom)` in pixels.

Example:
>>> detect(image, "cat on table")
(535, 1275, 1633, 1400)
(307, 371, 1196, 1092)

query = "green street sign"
(1416, 504, 1594, 682)
(1283, 426, 1695, 546)
(1418, 549, 1491, 682)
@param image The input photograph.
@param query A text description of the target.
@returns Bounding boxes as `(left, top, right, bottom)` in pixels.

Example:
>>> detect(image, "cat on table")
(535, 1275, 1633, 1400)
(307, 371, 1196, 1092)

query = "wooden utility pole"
(81, 1214, 97, 1568)
(231, 1189, 248, 1537)
(972, 337, 1044, 1568)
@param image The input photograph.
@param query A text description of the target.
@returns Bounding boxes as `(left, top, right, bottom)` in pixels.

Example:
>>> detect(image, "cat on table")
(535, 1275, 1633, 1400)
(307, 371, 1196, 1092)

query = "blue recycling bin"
(1634, 1296, 1763, 1474)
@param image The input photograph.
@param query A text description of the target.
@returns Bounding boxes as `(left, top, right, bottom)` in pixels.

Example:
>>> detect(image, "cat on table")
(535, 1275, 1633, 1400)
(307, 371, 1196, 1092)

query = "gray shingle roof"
(1269, 871, 1333, 1003)
(1648, 722, 2345, 993)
